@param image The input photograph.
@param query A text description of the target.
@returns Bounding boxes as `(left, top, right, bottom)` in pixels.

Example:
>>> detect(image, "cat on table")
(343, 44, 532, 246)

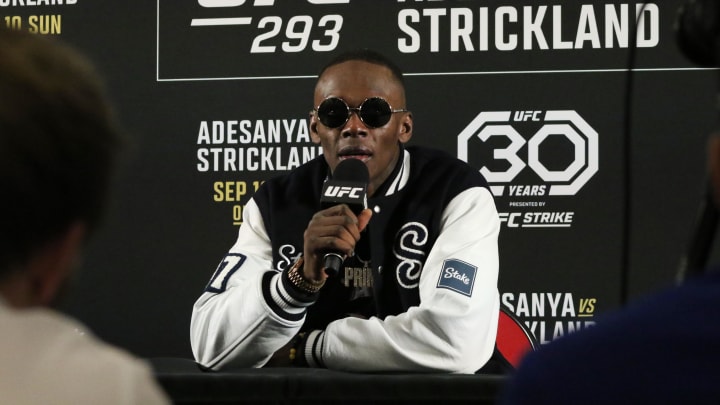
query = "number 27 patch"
(206, 253, 247, 293)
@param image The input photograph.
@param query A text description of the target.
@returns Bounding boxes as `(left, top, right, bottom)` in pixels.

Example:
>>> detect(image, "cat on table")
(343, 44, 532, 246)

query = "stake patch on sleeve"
(436, 259, 477, 297)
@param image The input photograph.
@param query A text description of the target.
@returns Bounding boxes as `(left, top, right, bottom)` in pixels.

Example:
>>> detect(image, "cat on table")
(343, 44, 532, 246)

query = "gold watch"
(287, 257, 325, 294)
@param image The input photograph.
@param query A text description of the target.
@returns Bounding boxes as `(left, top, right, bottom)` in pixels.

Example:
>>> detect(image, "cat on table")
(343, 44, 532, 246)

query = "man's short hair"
(317, 48, 406, 90)
(0, 28, 122, 275)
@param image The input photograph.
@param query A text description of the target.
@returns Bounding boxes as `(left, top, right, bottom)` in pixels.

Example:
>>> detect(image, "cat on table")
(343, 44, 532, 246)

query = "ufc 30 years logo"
(458, 110, 599, 197)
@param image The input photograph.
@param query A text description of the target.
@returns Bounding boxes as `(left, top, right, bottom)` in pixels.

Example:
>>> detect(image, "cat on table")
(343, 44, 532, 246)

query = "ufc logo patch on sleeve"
(437, 259, 477, 297)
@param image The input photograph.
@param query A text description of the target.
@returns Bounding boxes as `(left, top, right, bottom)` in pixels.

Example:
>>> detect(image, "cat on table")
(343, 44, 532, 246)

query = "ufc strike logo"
(324, 186, 364, 199)
(457, 110, 599, 197)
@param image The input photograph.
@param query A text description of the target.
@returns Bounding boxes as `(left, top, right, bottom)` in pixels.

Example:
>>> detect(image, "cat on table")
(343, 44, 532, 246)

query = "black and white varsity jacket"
(191, 145, 500, 373)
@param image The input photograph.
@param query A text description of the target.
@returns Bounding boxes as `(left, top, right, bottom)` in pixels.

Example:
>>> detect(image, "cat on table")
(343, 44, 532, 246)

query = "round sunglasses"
(312, 97, 409, 129)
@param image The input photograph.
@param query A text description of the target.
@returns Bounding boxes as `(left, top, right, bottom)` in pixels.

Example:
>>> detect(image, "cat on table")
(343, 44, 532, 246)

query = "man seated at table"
(191, 49, 501, 373)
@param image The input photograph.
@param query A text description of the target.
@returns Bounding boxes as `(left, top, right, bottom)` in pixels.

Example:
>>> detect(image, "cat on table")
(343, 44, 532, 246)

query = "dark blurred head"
(0, 28, 122, 277)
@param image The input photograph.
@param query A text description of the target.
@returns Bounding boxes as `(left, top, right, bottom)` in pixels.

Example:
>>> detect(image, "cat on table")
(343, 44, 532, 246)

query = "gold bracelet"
(288, 257, 325, 294)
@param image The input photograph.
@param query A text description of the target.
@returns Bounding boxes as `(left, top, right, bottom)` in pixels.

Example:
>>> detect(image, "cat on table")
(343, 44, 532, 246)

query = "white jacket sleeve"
(190, 198, 310, 370)
(303, 187, 500, 373)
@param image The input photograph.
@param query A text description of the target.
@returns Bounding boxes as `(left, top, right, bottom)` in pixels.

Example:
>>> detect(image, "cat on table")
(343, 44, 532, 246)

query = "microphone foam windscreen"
(332, 158, 369, 184)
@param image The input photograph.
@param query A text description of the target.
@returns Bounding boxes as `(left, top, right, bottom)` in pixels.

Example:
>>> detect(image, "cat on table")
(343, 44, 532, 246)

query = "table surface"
(150, 357, 508, 404)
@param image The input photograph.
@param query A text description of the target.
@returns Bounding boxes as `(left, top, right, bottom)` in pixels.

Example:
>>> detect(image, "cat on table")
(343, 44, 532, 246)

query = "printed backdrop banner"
(1, 0, 716, 358)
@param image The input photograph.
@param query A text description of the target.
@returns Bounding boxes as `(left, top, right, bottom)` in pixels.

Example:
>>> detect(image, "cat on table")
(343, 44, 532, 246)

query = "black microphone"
(319, 158, 369, 277)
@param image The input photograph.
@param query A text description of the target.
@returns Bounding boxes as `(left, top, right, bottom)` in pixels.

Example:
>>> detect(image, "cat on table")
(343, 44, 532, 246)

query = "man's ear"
(309, 113, 321, 144)
(398, 113, 413, 144)
(28, 222, 86, 306)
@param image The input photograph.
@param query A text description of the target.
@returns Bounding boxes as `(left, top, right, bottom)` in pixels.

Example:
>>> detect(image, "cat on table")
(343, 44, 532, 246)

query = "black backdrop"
(3, 0, 717, 358)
